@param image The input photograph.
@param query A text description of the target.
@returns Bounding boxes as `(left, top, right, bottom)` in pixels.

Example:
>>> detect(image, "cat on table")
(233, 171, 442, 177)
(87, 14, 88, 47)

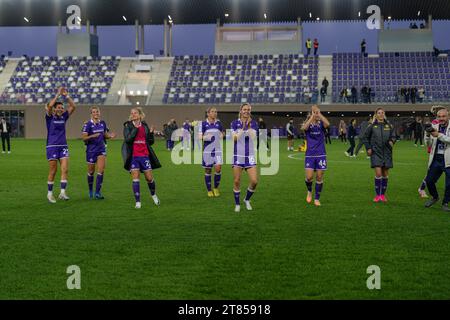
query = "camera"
(424, 123, 436, 133)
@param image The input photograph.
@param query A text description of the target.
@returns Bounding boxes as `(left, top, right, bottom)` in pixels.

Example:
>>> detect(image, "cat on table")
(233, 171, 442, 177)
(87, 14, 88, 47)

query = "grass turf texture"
(0, 138, 450, 299)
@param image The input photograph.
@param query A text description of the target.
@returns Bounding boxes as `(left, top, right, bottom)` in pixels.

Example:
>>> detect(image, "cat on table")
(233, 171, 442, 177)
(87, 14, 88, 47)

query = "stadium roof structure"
(0, 0, 449, 26)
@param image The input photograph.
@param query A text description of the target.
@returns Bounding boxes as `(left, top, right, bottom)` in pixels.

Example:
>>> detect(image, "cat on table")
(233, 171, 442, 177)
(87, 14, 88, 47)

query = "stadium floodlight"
(417, 11, 421, 16)
(358, 11, 361, 17)
(23, 17, 30, 23)
(137, 90, 141, 95)
(388, 16, 392, 20)
(117, 90, 121, 95)
(224, 13, 229, 17)
(136, 101, 140, 105)
(272, 112, 275, 114)
(130, 90, 134, 95)
(316, 17, 320, 21)
(122, 16, 127, 21)
(264, 13, 267, 19)
(144, 90, 149, 95)
(309, 12, 312, 18)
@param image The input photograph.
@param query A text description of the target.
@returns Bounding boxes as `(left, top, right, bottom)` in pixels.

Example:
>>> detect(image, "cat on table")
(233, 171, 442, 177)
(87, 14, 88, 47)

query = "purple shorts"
(305, 155, 327, 170)
(130, 156, 152, 172)
(202, 153, 223, 168)
(86, 151, 107, 164)
(232, 155, 257, 169)
(46, 146, 69, 161)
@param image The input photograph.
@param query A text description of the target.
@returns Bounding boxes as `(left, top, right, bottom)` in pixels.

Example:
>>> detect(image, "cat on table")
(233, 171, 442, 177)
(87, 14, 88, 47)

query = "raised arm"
(123, 122, 138, 144)
(66, 94, 76, 116)
(317, 112, 330, 128)
(301, 115, 314, 131)
(45, 87, 63, 116)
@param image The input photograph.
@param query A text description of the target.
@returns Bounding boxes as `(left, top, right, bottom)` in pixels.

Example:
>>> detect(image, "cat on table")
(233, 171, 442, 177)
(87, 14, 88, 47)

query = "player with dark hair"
(231, 103, 259, 212)
(362, 107, 396, 202)
(122, 107, 161, 209)
(82, 106, 116, 199)
(45, 87, 76, 203)
(200, 107, 223, 197)
(301, 105, 330, 206)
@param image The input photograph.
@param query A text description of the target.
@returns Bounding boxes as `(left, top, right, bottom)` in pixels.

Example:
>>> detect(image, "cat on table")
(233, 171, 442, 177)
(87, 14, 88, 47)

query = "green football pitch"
(1, 138, 449, 299)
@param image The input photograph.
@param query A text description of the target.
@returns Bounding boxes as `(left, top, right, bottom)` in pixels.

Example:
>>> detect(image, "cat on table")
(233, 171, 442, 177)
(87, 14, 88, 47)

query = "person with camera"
(423, 108, 450, 211)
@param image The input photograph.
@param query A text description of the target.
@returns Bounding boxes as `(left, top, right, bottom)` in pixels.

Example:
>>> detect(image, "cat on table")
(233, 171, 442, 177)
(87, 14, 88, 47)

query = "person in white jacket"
(424, 108, 450, 211)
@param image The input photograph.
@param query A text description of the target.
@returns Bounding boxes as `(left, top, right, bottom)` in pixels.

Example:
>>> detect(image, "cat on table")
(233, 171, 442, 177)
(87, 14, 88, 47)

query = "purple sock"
(147, 179, 156, 196)
(315, 182, 323, 200)
(233, 189, 240, 205)
(214, 172, 221, 189)
(205, 174, 212, 191)
(47, 182, 54, 193)
(61, 180, 67, 191)
(132, 180, 140, 202)
(244, 188, 255, 201)
(305, 180, 313, 192)
(95, 173, 103, 194)
(375, 177, 382, 196)
(87, 174, 94, 193)
(381, 177, 388, 195)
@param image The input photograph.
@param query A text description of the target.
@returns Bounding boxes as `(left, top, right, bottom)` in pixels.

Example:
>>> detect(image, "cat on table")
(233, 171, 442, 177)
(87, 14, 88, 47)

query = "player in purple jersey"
(82, 106, 116, 200)
(200, 107, 223, 197)
(301, 105, 330, 206)
(231, 103, 259, 212)
(45, 87, 76, 203)
(181, 119, 191, 151)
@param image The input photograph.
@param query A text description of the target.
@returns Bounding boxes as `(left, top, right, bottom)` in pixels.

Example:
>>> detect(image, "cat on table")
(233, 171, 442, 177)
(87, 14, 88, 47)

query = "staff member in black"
(414, 116, 424, 147)
(362, 108, 396, 203)
(345, 119, 357, 157)
(257, 117, 270, 150)
(424, 108, 450, 212)
(0, 117, 11, 154)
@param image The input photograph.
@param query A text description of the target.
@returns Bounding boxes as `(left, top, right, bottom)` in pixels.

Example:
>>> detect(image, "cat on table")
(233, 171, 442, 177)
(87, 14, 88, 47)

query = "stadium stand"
(163, 54, 319, 104)
(0, 56, 119, 105)
(0, 56, 6, 74)
(332, 52, 450, 103)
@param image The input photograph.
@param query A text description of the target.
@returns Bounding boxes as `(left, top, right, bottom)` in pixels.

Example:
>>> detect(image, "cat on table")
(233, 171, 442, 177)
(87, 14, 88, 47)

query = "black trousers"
(414, 131, 423, 145)
(347, 137, 355, 155)
(425, 154, 450, 204)
(1, 133, 10, 152)
(325, 134, 331, 144)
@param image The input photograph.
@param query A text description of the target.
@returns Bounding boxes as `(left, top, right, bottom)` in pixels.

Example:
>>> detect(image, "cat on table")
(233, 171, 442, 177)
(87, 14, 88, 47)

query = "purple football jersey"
(305, 121, 326, 157)
(82, 120, 107, 153)
(231, 119, 259, 167)
(183, 122, 191, 131)
(46, 110, 69, 147)
(202, 119, 223, 167)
